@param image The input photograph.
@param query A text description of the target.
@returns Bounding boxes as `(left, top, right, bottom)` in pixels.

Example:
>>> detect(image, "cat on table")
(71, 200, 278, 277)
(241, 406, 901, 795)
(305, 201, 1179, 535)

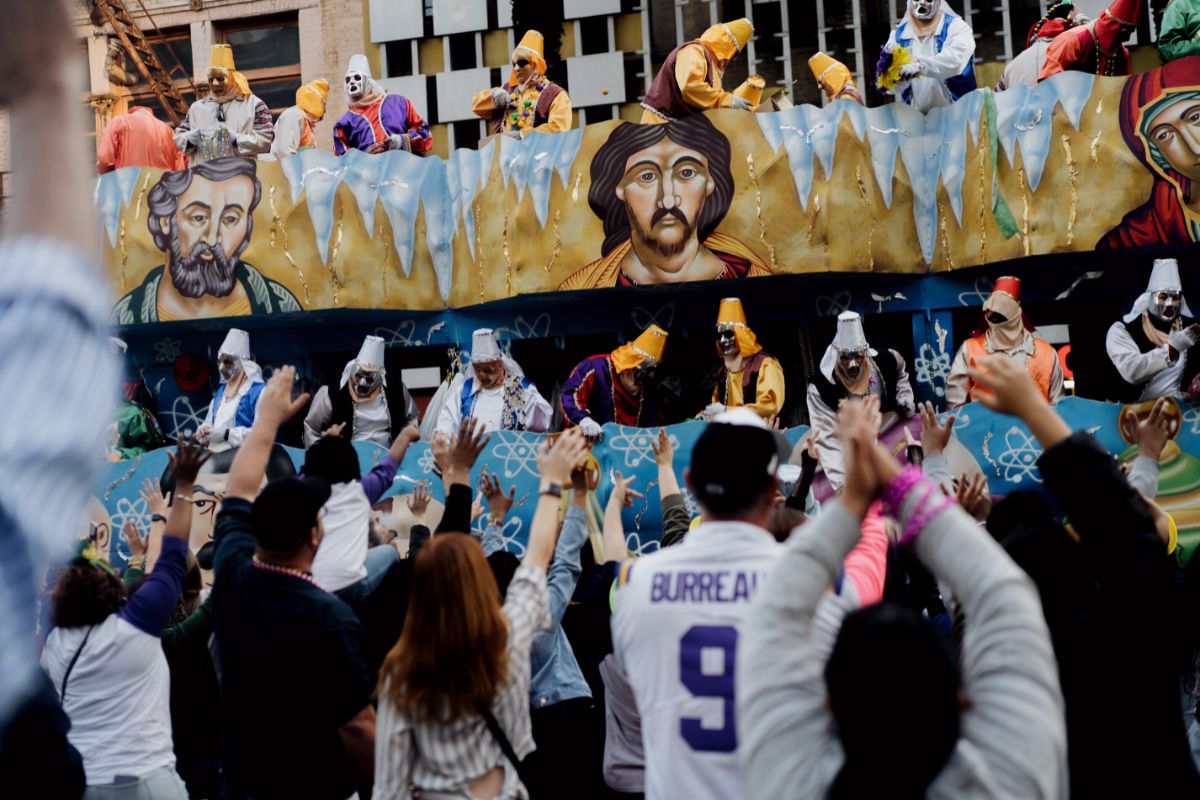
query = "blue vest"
(212, 381, 265, 429)
(895, 14, 977, 105)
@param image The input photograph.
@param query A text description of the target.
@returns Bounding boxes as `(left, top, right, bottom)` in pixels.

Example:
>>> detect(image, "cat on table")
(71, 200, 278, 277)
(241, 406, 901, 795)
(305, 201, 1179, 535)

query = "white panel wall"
(369, 0, 425, 43)
(436, 67, 493, 121)
(497, 0, 513, 29)
(566, 52, 626, 106)
(379, 76, 430, 119)
(433, 0, 488, 36)
(564, 0, 621, 19)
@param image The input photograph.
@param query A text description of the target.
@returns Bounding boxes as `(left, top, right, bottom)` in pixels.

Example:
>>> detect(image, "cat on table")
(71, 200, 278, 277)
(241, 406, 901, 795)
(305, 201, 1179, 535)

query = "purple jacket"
(333, 94, 432, 155)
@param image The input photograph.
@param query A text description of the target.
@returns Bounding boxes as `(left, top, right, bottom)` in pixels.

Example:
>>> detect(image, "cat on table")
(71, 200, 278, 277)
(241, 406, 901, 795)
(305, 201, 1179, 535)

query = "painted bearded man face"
(616, 138, 715, 261)
(909, 0, 942, 20)
(345, 71, 367, 100)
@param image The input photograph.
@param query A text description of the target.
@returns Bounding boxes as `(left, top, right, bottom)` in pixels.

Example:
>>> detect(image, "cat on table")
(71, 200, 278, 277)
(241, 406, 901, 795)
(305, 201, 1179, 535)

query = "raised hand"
(139, 477, 168, 519)
(438, 417, 490, 485)
(919, 401, 956, 456)
(167, 434, 212, 488)
(608, 470, 644, 510)
(256, 366, 311, 430)
(122, 522, 148, 566)
(652, 428, 674, 467)
(965, 355, 1044, 420)
(954, 472, 991, 521)
(321, 422, 347, 438)
(480, 467, 516, 524)
(1134, 397, 1172, 462)
(406, 481, 431, 524)
(836, 399, 883, 517)
(537, 428, 589, 485)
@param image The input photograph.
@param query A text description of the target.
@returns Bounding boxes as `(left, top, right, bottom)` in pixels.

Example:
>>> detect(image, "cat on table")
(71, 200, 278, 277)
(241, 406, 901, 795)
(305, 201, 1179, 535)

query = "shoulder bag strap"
(59, 625, 94, 705)
(478, 704, 532, 788)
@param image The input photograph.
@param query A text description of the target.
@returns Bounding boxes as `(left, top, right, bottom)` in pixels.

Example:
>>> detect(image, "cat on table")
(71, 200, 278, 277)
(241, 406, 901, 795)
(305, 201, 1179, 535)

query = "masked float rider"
(807, 311, 916, 491)
(197, 328, 265, 453)
(704, 297, 785, 421)
(334, 54, 432, 155)
(471, 30, 572, 138)
(882, 0, 977, 114)
(1107, 258, 1200, 402)
(1040, 0, 1142, 80)
(174, 44, 274, 164)
(303, 335, 419, 448)
(562, 325, 669, 434)
(946, 276, 1064, 407)
(639, 18, 756, 123)
(434, 328, 553, 439)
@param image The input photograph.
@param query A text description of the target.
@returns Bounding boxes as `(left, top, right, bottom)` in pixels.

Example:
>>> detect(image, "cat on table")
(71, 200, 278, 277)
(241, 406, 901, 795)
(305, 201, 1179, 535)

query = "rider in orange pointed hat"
(562, 325, 668, 433)
(473, 30, 572, 138)
(705, 298, 785, 421)
(640, 18, 756, 123)
(946, 276, 1063, 406)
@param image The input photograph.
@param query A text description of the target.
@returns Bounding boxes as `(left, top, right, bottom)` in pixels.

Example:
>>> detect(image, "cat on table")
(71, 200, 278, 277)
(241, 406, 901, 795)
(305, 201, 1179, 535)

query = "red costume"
(1097, 57, 1200, 250)
(1039, 0, 1142, 80)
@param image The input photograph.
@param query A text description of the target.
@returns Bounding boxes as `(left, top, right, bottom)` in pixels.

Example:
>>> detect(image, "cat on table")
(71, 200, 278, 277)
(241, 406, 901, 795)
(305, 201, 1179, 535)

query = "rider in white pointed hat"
(435, 328, 553, 439)
(198, 328, 265, 453)
(806, 311, 915, 490)
(1107, 258, 1200, 401)
(304, 334, 420, 447)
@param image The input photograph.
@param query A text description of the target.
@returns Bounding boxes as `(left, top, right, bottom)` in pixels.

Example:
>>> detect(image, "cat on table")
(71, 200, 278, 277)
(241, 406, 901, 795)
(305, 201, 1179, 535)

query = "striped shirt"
(374, 563, 551, 800)
(0, 236, 119, 728)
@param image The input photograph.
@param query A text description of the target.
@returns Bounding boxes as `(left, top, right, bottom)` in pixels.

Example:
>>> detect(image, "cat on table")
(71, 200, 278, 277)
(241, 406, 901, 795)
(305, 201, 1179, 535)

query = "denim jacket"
(483, 506, 592, 708)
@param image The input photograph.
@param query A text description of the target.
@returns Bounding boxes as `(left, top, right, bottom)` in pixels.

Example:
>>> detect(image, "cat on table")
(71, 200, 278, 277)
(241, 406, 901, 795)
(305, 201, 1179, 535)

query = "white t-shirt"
(41, 616, 176, 784)
(352, 394, 391, 447)
(611, 521, 779, 800)
(312, 481, 372, 592)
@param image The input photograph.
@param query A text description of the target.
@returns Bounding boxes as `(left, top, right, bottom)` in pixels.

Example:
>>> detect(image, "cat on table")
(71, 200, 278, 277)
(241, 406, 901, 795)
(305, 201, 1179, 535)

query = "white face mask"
(218, 355, 240, 383)
(1152, 291, 1182, 322)
(909, 0, 941, 20)
(345, 71, 366, 98)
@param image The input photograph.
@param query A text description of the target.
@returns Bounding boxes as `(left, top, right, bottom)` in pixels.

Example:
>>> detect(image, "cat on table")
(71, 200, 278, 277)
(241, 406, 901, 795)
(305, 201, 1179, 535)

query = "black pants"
(523, 697, 606, 799)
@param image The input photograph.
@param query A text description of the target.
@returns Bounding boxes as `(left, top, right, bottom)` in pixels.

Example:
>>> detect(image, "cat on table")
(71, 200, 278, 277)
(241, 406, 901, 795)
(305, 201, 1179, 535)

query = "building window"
(218, 14, 302, 118)
(448, 32, 478, 70)
(452, 119, 483, 151)
(579, 16, 611, 56)
(111, 27, 196, 123)
(386, 41, 416, 77)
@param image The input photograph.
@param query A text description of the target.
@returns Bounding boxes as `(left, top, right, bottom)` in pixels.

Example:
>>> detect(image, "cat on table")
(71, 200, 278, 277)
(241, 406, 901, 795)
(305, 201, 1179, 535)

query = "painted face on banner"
(617, 139, 715, 263)
(1147, 97, 1200, 184)
(164, 174, 255, 299)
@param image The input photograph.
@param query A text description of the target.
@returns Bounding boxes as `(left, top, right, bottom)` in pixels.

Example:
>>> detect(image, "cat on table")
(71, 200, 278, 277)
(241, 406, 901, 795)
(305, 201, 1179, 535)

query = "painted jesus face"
(616, 138, 715, 264)
(1147, 97, 1200, 184)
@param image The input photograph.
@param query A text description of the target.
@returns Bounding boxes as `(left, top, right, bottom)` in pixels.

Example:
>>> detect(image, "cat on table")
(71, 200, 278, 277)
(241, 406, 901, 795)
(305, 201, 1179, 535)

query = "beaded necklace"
(505, 77, 549, 131)
(252, 554, 327, 591)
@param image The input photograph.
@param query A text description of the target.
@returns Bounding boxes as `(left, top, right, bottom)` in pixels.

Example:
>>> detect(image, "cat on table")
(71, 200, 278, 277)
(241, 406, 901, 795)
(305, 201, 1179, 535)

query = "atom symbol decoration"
(489, 431, 543, 479)
(153, 337, 182, 363)
(914, 342, 951, 397)
(1183, 405, 1200, 435)
(109, 496, 150, 565)
(815, 291, 852, 318)
(493, 313, 551, 341)
(623, 529, 660, 557)
(957, 277, 995, 307)
(416, 446, 437, 475)
(996, 425, 1043, 484)
(607, 427, 680, 469)
(631, 303, 675, 332)
(161, 397, 210, 439)
(473, 515, 526, 557)
(375, 320, 418, 347)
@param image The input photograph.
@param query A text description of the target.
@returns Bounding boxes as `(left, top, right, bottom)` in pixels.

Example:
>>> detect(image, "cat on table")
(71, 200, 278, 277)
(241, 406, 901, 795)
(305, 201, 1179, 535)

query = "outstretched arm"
(226, 367, 311, 502)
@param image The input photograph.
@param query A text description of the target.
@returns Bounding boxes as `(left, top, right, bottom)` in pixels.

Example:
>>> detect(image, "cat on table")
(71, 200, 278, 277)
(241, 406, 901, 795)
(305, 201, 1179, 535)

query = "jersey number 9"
(678, 624, 738, 753)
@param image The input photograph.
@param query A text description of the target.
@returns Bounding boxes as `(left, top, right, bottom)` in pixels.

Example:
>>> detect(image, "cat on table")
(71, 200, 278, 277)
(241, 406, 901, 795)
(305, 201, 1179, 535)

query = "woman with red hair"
(373, 429, 589, 800)
(1099, 56, 1200, 249)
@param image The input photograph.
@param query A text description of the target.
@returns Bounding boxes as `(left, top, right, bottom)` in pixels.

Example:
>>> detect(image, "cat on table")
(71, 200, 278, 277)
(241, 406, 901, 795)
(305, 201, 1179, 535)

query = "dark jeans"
(524, 697, 610, 799)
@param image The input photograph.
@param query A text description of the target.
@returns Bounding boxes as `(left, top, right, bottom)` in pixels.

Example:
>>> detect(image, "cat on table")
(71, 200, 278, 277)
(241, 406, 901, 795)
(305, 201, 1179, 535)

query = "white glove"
(209, 427, 230, 444)
(1169, 327, 1199, 352)
(491, 87, 511, 108)
(195, 423, 212, 442)
(730, 95, 754, 111)
(184, 128, 204, 145)
(580, 417, 603, 437)
(503, 127, 523, 140)
(388, 133, 409, 152)
(703, 403, 726, 420)
(899, 61, 925, 80)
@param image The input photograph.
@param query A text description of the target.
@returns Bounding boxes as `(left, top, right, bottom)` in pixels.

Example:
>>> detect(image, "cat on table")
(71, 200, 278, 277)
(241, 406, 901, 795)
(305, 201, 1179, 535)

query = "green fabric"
(114, 400, 168, 459)
(122, 565, 145, 588)
(162, 594, 214, 656)
(981, 88, 1020, 239)
(1159, 0, 1200, 62)
(659, 492, 693, 549)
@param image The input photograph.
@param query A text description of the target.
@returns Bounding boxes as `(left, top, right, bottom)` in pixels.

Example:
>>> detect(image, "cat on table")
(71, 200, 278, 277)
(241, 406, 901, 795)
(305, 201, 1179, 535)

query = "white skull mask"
(909, 0, 942, 20)
(345, 71, 366, 98)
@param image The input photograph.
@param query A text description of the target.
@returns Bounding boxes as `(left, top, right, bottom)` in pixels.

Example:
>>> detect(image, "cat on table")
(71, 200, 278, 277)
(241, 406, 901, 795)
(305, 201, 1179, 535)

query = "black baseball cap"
(689, 408, 779, 516)
(251, 476, 332, 553)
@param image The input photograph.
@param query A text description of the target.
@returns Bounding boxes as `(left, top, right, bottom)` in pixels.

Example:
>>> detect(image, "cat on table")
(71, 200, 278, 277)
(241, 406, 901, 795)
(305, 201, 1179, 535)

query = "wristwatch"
(151, 514, 167, 524)
(540, 482, 563, 499)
